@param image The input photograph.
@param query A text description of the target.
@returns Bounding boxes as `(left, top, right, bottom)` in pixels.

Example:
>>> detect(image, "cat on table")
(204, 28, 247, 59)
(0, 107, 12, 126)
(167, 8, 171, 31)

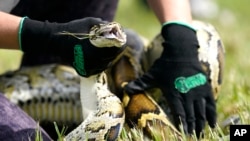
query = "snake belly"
(64, 72, 125, 141)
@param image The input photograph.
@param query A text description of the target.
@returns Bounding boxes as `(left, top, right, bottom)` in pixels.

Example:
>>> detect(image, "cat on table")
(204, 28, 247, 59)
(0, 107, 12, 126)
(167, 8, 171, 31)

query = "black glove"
(124, 23, 216, 137)
(19, 17, 125, 77)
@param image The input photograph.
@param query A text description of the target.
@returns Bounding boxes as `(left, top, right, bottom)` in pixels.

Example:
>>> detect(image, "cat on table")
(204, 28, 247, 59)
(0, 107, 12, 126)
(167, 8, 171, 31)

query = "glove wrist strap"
(162, 21, 196, 31)
(18, 17, 28, 51)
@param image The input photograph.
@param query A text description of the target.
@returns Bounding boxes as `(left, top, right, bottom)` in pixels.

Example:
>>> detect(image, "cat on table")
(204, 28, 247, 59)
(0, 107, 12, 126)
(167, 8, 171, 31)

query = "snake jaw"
(89, 22, 127, 48)
(57, 22, 127, 48)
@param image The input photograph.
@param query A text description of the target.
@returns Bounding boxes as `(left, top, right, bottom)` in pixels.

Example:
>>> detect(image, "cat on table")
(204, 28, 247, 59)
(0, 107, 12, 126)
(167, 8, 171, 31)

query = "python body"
(63, 22, 126, 140)
(0, 21, 224, 140)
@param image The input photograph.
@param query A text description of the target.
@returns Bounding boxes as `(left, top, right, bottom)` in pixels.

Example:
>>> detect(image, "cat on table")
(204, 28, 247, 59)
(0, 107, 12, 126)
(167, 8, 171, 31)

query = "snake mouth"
(104, 27, 119, 39)
(101, 25, 126, 44)
(89, 22, 127, 47)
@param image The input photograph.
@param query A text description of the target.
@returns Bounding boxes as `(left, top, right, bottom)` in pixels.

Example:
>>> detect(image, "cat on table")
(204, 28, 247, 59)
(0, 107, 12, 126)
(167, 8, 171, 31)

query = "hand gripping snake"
(0, 20, 224, 141)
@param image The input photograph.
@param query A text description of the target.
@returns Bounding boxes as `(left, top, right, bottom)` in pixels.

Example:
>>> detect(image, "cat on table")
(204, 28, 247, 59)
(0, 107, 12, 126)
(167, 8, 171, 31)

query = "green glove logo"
(73, 45, 86, 76)
(174, 73, 207, 93)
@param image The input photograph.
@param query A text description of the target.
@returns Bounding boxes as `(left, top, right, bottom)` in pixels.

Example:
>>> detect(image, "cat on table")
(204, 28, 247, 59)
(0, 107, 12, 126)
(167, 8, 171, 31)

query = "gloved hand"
(19, 17, 125, 77)
(124, 23, 216, 137)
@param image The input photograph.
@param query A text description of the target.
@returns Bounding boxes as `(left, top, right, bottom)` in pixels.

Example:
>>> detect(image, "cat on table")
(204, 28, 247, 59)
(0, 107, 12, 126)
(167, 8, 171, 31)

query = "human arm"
(124, 0, 216, 137)
(146, 0, 192, 24)
(0, 11, 21, 50)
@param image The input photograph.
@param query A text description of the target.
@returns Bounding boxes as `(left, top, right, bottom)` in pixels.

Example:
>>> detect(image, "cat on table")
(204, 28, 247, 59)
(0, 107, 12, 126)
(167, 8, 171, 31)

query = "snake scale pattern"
(0, 20, 224, 141)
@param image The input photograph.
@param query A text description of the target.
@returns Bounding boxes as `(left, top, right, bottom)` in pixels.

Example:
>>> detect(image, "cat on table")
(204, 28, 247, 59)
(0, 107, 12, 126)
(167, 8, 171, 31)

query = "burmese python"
(0, 21, 224, 140)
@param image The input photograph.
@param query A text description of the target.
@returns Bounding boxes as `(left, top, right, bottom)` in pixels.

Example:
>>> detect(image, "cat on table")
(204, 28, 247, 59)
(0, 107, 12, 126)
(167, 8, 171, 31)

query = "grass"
(54, 122, 67, 141)
(35, 123, 43, 141)
(2, 0, 250, 140)
(0, 49, 22, 74)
